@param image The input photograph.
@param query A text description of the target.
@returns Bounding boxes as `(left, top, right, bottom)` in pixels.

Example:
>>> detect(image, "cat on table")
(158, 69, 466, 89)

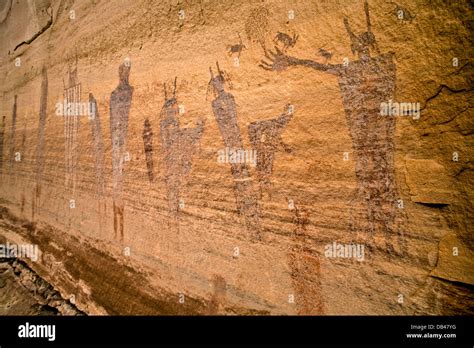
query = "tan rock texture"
(0, 0, 472, 315)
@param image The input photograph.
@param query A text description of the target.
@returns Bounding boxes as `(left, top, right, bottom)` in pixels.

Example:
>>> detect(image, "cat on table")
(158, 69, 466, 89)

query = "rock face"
(0, 0, 472, 315)
(0, 256, 84, 316)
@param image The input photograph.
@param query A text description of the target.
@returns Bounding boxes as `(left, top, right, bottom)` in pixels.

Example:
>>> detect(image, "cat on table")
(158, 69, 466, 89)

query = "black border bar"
(0, 315, 472, 346)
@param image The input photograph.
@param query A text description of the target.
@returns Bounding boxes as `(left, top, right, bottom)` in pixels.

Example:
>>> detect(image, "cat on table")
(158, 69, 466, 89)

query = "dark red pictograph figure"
(208, 63, 261, 240)
(260, 1, 405, 253)
(159, 78, 205, 220)
(110, 62, 133, 242)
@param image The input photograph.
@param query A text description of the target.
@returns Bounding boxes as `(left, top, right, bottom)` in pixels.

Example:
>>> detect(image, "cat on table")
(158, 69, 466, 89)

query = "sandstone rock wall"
(0, 0, 472, 315)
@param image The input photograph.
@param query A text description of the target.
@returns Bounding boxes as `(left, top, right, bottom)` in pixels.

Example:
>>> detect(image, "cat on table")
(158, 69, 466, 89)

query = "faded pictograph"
(209, 62, 261, 239)
(160, 78, 205, 218)
(18, 116, 27, 215)
(245, 5, 270, 52)
(33, 67, 48, 221)
(88, 93, 106, 234)
(248, 104, 293, 196)
(110, 62, 133, 241)
(208, 274, 227, 314)
(88, 93, 105, 199)
(143, 118, 154, 183)
(63, 55, 81, 194)
(287, 201, 324, 314)
(260, 1, 405, 253)
(8, 95, 17, 172)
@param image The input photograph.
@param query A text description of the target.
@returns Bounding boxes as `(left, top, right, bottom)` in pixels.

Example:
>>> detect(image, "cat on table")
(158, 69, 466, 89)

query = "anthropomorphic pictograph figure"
(88, 93, 106, 233)
(160, 78, 205, 219)
(260, 1, 404, 253)
(63, 54, 81, 194)
(287, 201, 324, 314)
(248, 104, 293, 196)
(8, 95, 17, 172)
(88, 93, 105, 199)
(208, 62, 261, 239)
(110, 62, 133, 241)
(143, 118, 154, 183)
(33, 67, 48, 222)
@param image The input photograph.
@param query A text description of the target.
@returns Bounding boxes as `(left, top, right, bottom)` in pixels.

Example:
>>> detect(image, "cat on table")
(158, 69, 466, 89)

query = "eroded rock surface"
(0, 0, 472, 315)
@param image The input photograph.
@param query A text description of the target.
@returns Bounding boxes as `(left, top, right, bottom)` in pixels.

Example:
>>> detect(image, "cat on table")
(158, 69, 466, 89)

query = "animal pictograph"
(227, 34, 246, 58)
(318, 48, 333, 63)
(273, 32, 298, 51)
